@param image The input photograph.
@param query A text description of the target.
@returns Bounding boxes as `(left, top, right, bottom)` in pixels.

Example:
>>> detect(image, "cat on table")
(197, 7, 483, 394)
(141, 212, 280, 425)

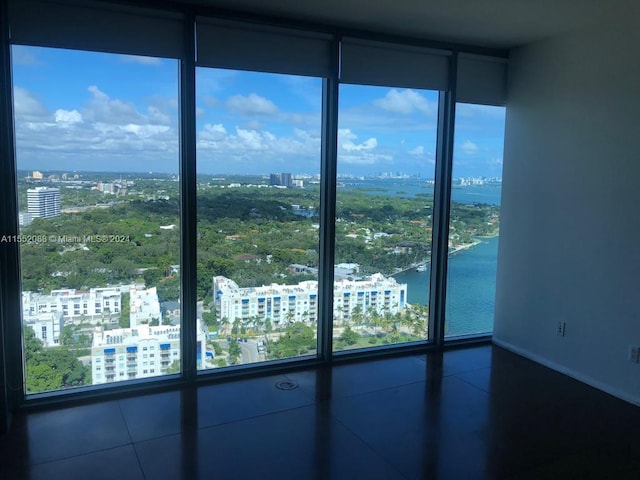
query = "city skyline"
(12, 46, 506, 178)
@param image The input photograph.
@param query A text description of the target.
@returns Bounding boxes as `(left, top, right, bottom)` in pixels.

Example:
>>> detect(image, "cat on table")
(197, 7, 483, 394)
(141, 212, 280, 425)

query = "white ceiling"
(174, 0, 636, 50)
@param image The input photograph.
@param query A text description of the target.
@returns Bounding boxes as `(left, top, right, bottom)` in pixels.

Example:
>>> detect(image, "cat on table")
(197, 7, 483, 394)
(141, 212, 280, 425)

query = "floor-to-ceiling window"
(194, 19, 331, 369)
(444, 103, 505, 337)
(331, 39, 450, 351)
(195, 68, 323, 368)
(333, 84, 437, 351)
(12, 46, 181, 392)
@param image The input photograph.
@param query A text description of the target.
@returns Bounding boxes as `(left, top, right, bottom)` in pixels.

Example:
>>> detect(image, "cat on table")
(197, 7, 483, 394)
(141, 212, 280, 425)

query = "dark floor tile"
(287, 355, 428, 400)
(119, 389, 197, 442)
(484, 386, 640, 477)
(0, 401, 131, 469)
(135, 404, 406, 480)
(421, 344, 494, 377)
(507, 439, 640, 480)
(459, 352, 640, 427)
(454, 366, 493, 393)
(330, 376, 493, 479)
(7, 445, 144, 480)
(196, 374, 315, 428)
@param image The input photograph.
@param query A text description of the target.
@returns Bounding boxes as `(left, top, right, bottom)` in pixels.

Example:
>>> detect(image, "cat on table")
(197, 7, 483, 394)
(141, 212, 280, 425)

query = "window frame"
(0, 1, 505, 408)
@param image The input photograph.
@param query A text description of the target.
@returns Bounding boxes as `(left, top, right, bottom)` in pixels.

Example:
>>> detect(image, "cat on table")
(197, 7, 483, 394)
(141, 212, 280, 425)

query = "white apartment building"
(213, 273, 407, 326)
(22, 287, 122, 325)
(129, 286, 162, 327)
(27, 186, 61, 219)
(24, 311, 64, 347)
(333, 273, 407, 322)
(214, 276, 319, 326)
(91, 321, 208, 385)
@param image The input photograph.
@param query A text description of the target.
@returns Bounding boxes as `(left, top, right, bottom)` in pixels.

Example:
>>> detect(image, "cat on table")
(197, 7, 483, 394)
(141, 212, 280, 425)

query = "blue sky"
(12, 46, 505, 178)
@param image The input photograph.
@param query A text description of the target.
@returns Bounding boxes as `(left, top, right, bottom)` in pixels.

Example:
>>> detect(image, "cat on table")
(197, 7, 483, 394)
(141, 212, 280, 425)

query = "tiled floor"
(1, 345, 640, 479)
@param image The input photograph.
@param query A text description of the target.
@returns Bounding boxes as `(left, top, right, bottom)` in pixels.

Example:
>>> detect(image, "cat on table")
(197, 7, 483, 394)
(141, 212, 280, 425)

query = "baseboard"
(492, 337, 640, 407)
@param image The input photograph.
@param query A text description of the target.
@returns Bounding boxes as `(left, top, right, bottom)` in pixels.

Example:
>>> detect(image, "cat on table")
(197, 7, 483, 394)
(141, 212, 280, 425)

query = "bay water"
(344, 179, 501, 336)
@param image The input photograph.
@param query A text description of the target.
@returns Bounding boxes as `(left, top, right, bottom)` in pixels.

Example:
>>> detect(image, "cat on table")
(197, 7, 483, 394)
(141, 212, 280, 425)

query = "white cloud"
(227, 93, 278, 115)
(294, 128, 320, 142)
(200, 123, 227, 142)
(488, 157, 503, 166)
(373, 89, 435, 116)
(54, 109, 83, 124)
(461, 140, 479, 155)
(337, 128, 392, 166)
(85, 85, 144, 124)
(409, 145, 424, 156)
(147, 106, 171, 125)
(338, 129, 357, 141)
(339, 128, 377, 152)
(120, 124, 170, 137)
(13, 86, 49, 120)
(197, 124, 321, 167)
(119, 55, 163, 66)
(13, 86, 179, 171)
(236, 128, 269, 150)
(343, 137, 377, 152)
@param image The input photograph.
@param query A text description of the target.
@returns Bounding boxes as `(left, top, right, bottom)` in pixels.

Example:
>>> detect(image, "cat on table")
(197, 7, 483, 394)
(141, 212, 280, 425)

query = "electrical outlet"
(629, 345, 640, 363)
(556, 321, 566, 336)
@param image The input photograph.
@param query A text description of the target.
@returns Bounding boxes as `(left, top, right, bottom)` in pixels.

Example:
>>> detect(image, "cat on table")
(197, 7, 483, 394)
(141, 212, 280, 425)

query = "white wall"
(495, 13, 640, 404)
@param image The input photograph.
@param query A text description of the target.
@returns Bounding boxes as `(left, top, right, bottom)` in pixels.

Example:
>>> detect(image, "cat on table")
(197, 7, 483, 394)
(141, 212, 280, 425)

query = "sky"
(12, 46, 506, 178)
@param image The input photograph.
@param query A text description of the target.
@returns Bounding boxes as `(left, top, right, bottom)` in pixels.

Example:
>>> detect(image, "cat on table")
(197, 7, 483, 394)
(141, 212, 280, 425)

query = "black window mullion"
(429, 52, 458, 346)
(0, 0, 24, 411)
(317, 39, 340, 362)
(180, 11, 197, 381)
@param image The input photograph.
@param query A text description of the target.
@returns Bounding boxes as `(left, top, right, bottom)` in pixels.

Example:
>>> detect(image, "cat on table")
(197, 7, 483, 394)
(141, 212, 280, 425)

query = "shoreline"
(390, 235, 499, 277)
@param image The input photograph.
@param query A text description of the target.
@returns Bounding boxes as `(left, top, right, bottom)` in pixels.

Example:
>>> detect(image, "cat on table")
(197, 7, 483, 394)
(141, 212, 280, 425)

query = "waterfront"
(351, 179, 502, 337)
(394, 235, 499, 336)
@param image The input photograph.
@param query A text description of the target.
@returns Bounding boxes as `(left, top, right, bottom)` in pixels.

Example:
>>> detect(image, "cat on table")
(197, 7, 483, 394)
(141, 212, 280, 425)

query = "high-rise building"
(269, 173, 293, 187)
(26, 187, 61, 219)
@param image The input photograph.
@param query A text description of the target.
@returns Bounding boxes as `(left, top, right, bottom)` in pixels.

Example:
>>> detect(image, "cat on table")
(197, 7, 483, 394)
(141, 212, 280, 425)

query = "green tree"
(60, 325, 75, 346)
(268, 322, 316, 359)
(24, 327, 90, 394)
(202, 310, 218, 331)
(120, 292, 131, 328)
(167, 360, 181, 374)
(340, 326, 359, 346)
(228, 341, 241, 365)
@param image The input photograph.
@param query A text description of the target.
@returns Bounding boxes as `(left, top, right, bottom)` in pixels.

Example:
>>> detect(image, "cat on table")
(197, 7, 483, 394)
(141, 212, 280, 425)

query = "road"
(239, 340, 260, 364)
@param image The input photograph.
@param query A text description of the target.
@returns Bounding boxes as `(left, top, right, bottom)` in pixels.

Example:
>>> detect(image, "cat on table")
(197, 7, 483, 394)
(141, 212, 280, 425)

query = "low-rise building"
(22, 287, 124, 325)
(24, 311, 64, 347)
(213, 273, 407, 326)
(129, 286, 162, 327)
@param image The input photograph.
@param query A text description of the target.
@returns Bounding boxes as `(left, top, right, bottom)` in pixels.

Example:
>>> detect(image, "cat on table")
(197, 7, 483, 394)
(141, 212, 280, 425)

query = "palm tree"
(351, 305, 364, 330)
(285, 309, 295, 327)
(232, 318, 241, 338)
(264, 317, 273, 345)
(219, 316, 230, 336)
